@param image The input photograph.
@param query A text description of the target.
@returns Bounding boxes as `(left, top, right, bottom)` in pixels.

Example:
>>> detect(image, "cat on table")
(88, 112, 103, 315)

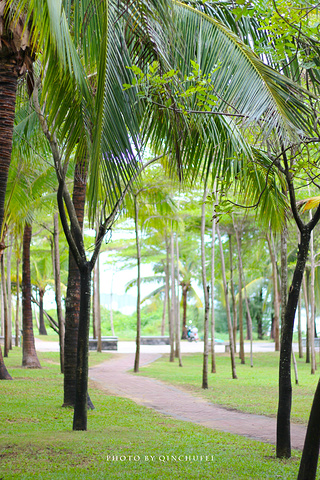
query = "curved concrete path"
(89, 353, 307, 450)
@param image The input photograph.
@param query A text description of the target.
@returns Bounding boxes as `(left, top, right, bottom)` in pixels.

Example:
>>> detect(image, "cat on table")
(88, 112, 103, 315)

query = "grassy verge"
(0, 349, 302, 479)
(138, 352, 317, 424)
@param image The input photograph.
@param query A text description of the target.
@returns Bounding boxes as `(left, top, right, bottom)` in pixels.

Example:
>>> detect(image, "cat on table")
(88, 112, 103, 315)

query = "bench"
(208, 339, 230, 353)
(140, 336, 170, 345)
(89, 336, 118, 351)
(302, 338, 320, 348)
(0, 336, 20, 346)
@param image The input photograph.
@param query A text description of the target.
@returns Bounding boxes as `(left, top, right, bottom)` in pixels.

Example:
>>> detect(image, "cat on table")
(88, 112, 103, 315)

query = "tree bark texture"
(175, 235, 182, 366)
(134, 198, 141, 373)
(0, 60, 18, 237)
(276, 227, 311, 458)
(211, 213, 216, 373)
(1, 254, 9, 357)
(228, 234, 237, 353)
(166, 237, 174, 362)
(15, 258, 20, 347)
(6, 234, 12, 349)
(303, 273, 310, 364)
(309, 229, 316, 374)
(72, 264, 92, 430)
(266, 230, 280, 351)
(63, 161, 87, 406)
(297, 378, 320, 480)
(217, 225, 237, 379)
(233, 220, 245, 364)
(22, 223, 41, 368)
(53, 213, 65, 373)
(38, 289, 47, 335)
(201, 188, 209, 388)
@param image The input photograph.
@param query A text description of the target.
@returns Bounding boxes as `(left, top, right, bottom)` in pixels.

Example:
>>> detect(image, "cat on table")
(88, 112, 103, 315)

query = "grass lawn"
(0, 348, 303, 479)
(137, 351, 318, 425)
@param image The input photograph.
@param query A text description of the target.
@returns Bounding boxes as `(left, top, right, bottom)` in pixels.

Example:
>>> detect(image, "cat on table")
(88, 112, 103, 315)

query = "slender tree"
(21, 223, 41, 368)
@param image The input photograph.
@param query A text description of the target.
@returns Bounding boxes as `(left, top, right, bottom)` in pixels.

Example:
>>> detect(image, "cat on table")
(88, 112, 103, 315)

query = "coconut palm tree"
(7, 0, 314, 431)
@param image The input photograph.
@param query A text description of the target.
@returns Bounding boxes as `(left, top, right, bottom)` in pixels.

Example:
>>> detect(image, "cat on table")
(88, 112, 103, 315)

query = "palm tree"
(0, 3, 35, 238)
(22, 222, 40, 368)
(9, 0, 314, 432)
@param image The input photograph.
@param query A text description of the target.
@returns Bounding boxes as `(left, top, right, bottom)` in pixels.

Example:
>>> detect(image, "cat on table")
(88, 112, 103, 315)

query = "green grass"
(0, 348, 303, 479)
(137, 351, 318, 424)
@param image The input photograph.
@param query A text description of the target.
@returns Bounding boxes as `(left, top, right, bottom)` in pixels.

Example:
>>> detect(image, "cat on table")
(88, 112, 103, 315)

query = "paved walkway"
(89, 353, 307, 450)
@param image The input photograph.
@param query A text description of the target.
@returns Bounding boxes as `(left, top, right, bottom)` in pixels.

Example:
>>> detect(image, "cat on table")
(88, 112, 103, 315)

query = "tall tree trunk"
(303, 273, 311, 364)
(210, 211, 216, 373)
(201, 187, 210, 388)
(310, 228, 316, 374)
(0, 59, 20, 379)
(6, 232, 12, 349)
(228, 234, 237, 353)
(95, 254, 101, 352)
(134, 197, 141, 373)
(298, 293, 303, 359)
(63, 161, 87, 407)
(0, 61, 19, 238)
(72, 263, 92, 430)
(161, 261, 167, 337)
(217, 225, 237, 379)
(167, 236, 174, 362)
(22, 223, 41, 368)
(266, 230, 280, 351)
(280, 222, 288, 338)
(0, 343, 11, 379)
(276, 227, 311, 459)
(15, 257, 20, 347)
(181, 284, 188, 339)
(175, 235, 182, 366)
(233, 218, 245, 365)
(170, 230, 177, 363)
(38, 288, 47, 335)
(53, 213, 65, 373)
(297, 378, 320, 480)
(1, 254, 9, 357)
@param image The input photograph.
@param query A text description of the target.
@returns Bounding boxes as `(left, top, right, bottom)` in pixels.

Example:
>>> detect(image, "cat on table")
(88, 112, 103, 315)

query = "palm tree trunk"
(0, 61, 18, 237)
(53, 213, 64, 373)
(63, 160, 87, 407)
(228, 234, 237, 353)
(22, 223, 41, 368)
(310, 228, 316, 374)
(1, 254, 9, 357)
(266, 230, 280, 351)
(0, 343, 11, 379)
(6, 233, 12, 349)
(95, 255, 102, 352)
(303, 273, 311, 364)
(217, 224, 237, 379)
(233, 218, 245, 365)
(181, 284, 188, 339)
(201, 187, 210, 388)
(15, 257, 20, 347)
(174, 234, 182, 367)
(72, 263, 92, 430)
(134, 197, 141, 373)
(170, 230, 177, 363)
(38, 289, 47, 335)
(276, 227, 311, 459)
(167, 236, 174, 362)
(211, 209, 216, 373)
(297, 378, 320, 480)
(161, 261, 167, 336)
(298, 293, 303, 358)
